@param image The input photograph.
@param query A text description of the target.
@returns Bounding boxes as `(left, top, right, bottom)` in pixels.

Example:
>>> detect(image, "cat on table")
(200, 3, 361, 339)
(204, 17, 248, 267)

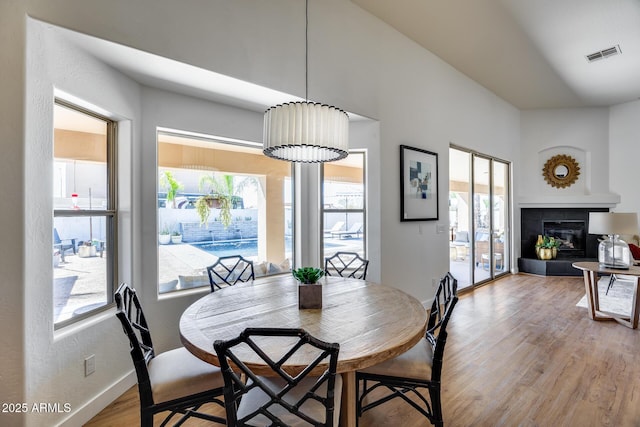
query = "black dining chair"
(356, 272, 458, 427)
(214, 327, 341, 426)
(325, 251, 369, 280)
(206, 255, 255, 291)
(114, 283, 226, 426)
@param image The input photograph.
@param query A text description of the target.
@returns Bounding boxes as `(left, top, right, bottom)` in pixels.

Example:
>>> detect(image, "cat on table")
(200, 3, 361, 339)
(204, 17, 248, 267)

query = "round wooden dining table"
(179, 274, 428, 427)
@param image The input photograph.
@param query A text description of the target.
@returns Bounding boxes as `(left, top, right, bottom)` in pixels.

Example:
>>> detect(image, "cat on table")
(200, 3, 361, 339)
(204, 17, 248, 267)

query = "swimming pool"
(191, 238, 291, 258)
(191, 238, 342, 258)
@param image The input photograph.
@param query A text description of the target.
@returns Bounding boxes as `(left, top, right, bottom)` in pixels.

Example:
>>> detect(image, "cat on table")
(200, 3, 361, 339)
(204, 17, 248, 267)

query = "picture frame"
(400, 145, 439, 221)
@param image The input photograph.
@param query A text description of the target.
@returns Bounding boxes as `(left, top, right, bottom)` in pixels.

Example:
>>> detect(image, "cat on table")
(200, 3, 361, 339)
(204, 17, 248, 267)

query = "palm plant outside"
(160, 171, 183, 209)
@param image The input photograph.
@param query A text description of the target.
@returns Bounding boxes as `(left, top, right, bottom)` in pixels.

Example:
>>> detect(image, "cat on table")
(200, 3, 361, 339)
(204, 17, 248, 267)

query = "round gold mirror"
(542, 154, 580, 188)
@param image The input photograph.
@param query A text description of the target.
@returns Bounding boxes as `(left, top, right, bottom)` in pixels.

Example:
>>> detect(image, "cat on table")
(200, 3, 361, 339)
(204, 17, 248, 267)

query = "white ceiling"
(352, 0, 640, 109)
(56, 0, 640, 113)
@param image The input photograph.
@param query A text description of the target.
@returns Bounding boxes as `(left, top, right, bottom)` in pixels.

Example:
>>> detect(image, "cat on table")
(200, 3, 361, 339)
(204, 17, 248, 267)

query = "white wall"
(610, 100, 640, 216)
(519, 108, 613, 204)
(0, 2, 26, 424)
(24, 18, 141, 427)
(4, 0, 521, 425)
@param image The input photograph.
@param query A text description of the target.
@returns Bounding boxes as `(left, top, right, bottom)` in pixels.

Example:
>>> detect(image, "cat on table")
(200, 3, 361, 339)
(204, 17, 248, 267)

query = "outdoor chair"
(206, 255, 255, 291)
(325, 251, 369, 280)
(324, 221, 345, 236)
(214, 327, 341, 426)
(114, 283, 225, 426)
(451, 230, 469, 261)
(330, 222, 363, 239)
(53, 228, 76, 262)
(356, 272, 459, 427)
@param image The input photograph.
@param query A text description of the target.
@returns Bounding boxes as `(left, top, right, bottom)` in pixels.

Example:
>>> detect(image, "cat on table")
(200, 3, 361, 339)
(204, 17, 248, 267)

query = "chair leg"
(140, 409, 153, 427)
(355, 378, 361, 427)
(429, 386, 443, 427)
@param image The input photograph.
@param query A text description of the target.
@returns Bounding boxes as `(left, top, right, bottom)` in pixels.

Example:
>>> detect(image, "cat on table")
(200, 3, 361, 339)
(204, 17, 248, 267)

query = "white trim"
(518, 194, 620, 208)
(56, 371, 136, 427)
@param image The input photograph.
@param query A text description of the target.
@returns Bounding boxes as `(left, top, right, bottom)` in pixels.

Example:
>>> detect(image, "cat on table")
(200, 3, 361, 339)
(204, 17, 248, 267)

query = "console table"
(572, 261, 640, 329)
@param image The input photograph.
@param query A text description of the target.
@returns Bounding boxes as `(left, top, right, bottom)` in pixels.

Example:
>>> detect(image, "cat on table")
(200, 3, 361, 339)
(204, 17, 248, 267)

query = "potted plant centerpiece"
(535, 235, 561, 260)
(293, 267, 325, 309)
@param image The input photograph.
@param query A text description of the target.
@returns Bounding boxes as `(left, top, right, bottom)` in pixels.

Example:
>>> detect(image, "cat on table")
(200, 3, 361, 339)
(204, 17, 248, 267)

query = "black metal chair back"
(207, 255, 255, 291)
(115, 283, 155, 408)
(214, 327, 340, 426)
(426, 272, 458, 383)
(324, 252, 369, 280)
(356, 272, 458, 427)
(115, 283, 225, 426)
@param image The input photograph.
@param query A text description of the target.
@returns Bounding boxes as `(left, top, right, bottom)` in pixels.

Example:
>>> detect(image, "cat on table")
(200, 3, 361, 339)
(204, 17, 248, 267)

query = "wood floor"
(86, 274, 640, 426)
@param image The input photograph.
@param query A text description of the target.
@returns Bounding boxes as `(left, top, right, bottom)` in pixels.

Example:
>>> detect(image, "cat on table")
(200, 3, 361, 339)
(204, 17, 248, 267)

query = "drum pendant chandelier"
(263, 0, 349, 163)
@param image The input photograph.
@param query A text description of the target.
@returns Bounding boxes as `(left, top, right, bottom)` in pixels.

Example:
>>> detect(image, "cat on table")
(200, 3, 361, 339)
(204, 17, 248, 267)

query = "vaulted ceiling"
(352, 0, 640, 109)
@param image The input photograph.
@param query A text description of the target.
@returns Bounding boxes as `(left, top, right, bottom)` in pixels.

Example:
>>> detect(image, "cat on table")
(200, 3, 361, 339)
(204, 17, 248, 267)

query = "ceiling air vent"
(586, 45, 621, 62)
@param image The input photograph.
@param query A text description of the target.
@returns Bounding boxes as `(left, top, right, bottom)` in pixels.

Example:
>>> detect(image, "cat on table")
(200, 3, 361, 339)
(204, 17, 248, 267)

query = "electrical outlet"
(85, 354, 95, 376)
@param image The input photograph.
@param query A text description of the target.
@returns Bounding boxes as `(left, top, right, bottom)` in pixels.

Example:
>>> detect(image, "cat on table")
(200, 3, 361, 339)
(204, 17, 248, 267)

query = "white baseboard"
(56, 370, 136, 427)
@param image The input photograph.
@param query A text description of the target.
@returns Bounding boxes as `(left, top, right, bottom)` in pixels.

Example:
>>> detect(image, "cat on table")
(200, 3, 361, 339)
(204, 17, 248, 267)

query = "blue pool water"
(191, 238, 341, 258)
(191, 238, 291, 258)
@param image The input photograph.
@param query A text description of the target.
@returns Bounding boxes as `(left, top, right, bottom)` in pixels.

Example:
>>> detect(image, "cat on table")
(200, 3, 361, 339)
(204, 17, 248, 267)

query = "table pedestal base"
(581, 269, 640, 329)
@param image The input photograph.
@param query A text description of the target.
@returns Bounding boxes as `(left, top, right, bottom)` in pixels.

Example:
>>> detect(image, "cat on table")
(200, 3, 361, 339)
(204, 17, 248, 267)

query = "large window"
(157, 131, 292, 293)
(322, 151, 366, 260)
(53, 100, 117, 327)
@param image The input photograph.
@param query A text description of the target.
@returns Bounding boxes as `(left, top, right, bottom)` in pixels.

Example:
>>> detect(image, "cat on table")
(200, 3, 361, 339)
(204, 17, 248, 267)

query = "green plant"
(292, 267, 325, 284)
(195, 196, 212, 227)
(171, 231, 181, 236)
(536, 235, 560, 249)
(159, 171, 183, 208)
(197, 174, 236, 229)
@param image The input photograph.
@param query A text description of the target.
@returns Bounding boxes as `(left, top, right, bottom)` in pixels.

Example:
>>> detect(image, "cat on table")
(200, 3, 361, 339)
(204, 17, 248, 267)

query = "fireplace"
(519, 207, 608, 275)
(542, 220, 586, 258)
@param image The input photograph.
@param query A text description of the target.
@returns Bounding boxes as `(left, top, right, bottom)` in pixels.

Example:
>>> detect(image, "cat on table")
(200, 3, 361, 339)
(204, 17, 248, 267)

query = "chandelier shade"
(263, 101, 349, 163)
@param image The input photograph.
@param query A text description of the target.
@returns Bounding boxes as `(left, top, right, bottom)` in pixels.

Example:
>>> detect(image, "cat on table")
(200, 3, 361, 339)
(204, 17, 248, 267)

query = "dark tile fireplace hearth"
(519, 207, 608, 276)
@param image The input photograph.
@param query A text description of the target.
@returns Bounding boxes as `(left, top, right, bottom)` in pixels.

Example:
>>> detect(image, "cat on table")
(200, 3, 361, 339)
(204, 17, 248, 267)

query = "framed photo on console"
(400, 145, 439, 221)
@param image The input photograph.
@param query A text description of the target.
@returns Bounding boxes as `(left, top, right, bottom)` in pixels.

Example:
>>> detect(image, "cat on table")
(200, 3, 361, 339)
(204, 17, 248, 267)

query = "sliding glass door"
(449, 146, 510, 290)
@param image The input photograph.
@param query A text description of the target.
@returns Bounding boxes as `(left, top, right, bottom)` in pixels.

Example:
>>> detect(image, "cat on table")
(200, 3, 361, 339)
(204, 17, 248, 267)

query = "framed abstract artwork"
(400, 145, 439, 221)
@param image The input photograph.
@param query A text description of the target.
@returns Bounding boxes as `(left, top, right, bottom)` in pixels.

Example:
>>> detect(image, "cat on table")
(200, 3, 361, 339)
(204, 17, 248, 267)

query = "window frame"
(53, 98, 118, 329)
(321, 149, 367, 260)
(156, 128, 294, 294)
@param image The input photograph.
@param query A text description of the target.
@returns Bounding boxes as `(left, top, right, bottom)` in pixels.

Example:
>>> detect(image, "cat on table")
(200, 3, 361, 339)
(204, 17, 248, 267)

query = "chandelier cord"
(262, 0, 349, 163)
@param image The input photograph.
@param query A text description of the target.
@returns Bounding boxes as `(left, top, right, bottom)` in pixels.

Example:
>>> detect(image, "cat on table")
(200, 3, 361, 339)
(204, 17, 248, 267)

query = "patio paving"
(54, 237, 363, 323)
(54, 253, 107, 323)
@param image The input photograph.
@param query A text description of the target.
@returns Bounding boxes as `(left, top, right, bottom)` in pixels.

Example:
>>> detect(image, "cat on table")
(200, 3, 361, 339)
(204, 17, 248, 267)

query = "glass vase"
(598, 234, 631, 269)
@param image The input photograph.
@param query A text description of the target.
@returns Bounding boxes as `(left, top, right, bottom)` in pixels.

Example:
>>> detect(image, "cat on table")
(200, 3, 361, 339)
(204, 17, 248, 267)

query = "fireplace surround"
(519, 207, 608, 276)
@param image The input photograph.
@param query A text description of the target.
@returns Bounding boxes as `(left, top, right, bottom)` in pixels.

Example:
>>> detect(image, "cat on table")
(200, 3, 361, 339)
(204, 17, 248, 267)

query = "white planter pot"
(159, 234, 171, 245)
(171, 235, 183, 244)
(78, 245, 97, 258)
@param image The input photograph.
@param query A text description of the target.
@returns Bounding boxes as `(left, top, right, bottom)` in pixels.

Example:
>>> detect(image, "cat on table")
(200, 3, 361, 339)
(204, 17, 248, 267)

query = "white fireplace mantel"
(517, 193, 620, 209)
